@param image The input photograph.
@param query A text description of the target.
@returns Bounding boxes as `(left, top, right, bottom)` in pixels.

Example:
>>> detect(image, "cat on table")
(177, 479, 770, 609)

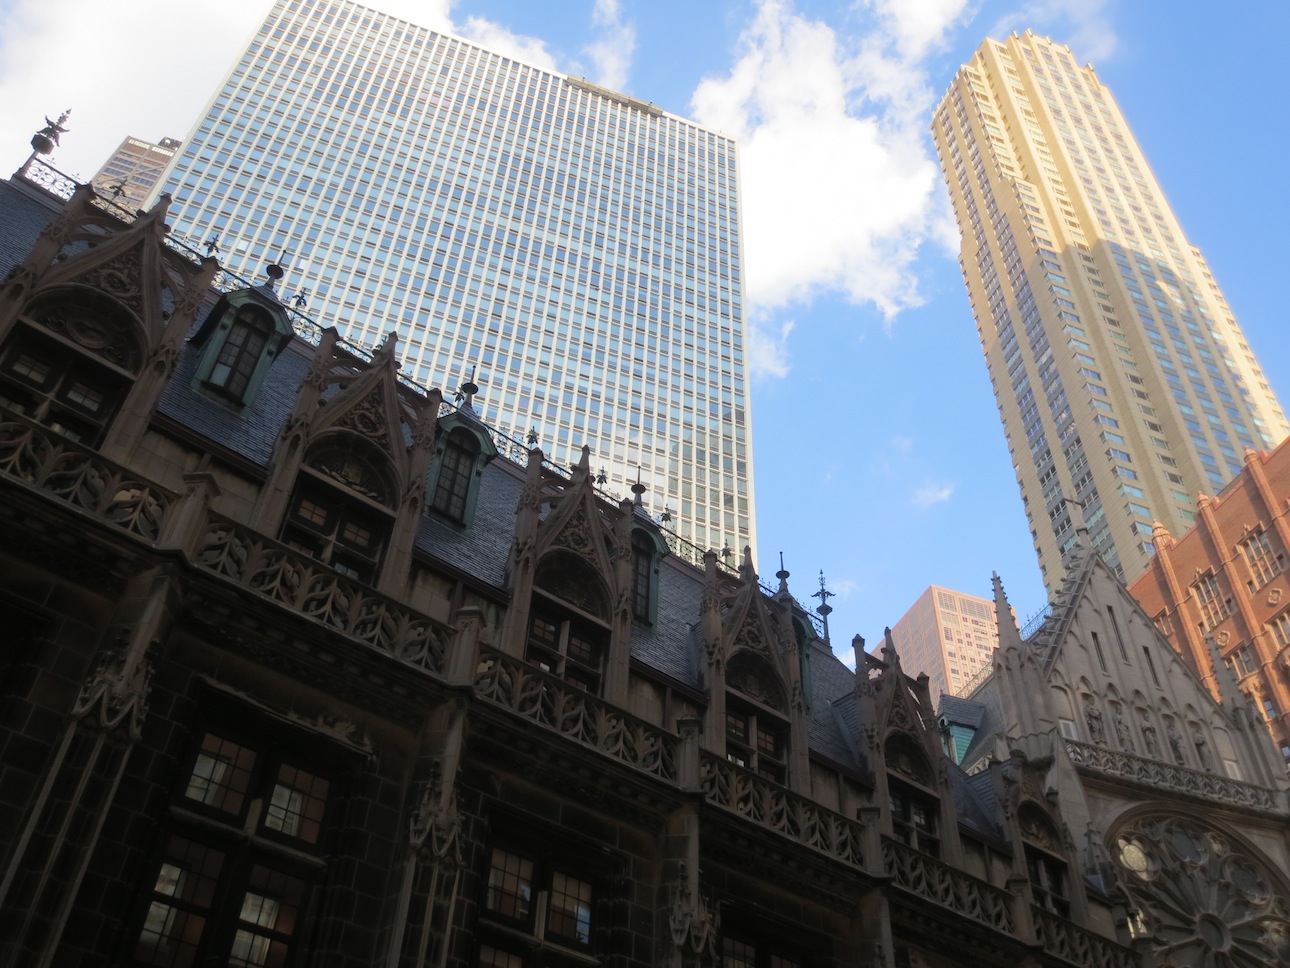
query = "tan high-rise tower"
(933, 32, 1288, 592)
(888, 585, 1003, 702)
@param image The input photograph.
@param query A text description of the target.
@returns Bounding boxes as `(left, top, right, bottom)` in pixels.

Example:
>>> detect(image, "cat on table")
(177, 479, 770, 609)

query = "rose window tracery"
(1111, 815, 1290, 968)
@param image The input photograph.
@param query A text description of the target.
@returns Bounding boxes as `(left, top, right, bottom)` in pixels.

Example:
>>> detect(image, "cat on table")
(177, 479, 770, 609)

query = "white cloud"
(458, 16, 559, 71)
(749, 317, 795, 379)
(582, 0, 637, 91)
(829, 577, 860, 599)
(890, 435, 914, 455)
(864, 0, 972, 60)
(912, 482, 955, 507)
(988, 0, 1117, 62)
(690, 0, 971, 378)
(0, 0, 579, 180)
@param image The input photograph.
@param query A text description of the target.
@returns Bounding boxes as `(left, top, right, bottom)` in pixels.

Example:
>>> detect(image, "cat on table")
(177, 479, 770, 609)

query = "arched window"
(725, 653, 789, 784)
(527, 554, 611, 694)
(1112, 814, 1290, 965)
(886, 735, 940, 858)
(281, 439, 394, 584)
(430, 427, 480, 522)
(207, 305, 274, 399)
(1, 292, 140, 445)
(1019, 805, 1068, 917)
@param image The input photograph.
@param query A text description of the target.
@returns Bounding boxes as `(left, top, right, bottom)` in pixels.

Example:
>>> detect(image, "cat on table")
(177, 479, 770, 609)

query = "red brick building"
(1128, 444, 1290, 760)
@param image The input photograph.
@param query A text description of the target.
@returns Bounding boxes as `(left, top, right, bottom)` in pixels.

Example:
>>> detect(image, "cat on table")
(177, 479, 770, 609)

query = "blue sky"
(0, 0, 1286, 659)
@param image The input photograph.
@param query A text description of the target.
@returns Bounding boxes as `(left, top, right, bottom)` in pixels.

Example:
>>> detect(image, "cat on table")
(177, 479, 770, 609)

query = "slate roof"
(956, 685, 1007, 772)
(0, 179, 60, 280)
(938, 693, 986, 729)
(949, 761, 1004, 841)
(630, 557, 706, 688)
(415, 459, 522, 591)
(808, 643, 865, 772)
(156, 316, 313, 470)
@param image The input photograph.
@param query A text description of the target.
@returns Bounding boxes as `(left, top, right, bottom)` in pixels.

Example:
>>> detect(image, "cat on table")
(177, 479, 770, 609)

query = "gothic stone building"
(0, 170, 1284, 968)
(950, 545, 1290, 968)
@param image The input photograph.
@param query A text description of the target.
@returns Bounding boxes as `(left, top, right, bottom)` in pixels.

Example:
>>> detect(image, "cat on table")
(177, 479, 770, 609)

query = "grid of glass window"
(137, 731, 331, 967)
(157, 0, 753, 555)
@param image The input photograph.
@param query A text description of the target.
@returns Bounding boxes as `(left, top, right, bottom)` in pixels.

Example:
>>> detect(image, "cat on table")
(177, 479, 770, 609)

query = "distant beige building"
(889, 585, 1000, 700)
(90, 135, 180, 213)
(933, 33, 1288, 594)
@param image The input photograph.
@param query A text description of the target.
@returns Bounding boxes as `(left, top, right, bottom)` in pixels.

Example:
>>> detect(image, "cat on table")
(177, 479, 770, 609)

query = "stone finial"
(1151, 520, 1175, 550)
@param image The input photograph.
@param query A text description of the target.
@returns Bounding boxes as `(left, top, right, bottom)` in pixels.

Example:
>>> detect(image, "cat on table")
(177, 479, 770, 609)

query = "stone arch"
(302, 433, 398, 509)
(725, 650, 785, 713)
(22, 286, 145, 373)
(884, 733, 934, 787)
(534, 550, 612, 623)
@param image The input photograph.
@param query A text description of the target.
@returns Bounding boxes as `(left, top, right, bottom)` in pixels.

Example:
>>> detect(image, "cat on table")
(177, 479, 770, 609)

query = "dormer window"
(190, 289, 292, 407)
(526, 553, 611, 694)
(886, 736, 940, 858)
(725, 653, 789, 784)
(430, 427, 480, 521)
(425, 415, 496, 527)
(631, 530, 654, 622)
(207, 305, 273, 399)
(1020, 805, 1069, 918)
(0, 330, 126, 444)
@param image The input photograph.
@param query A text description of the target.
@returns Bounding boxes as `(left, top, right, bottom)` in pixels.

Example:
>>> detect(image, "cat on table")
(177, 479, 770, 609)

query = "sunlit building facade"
(90, 135, 181, 214)
(155, 0, 754, 554)
(889, 585, 1000, 701)
(933, 32, 1288, 592)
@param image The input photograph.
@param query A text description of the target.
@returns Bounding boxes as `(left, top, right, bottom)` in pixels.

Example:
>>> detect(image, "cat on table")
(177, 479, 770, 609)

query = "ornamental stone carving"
(409, 763, 461, 867)
(668, 862, 718, 961)
(336, 386, 391, 449)
(1084, 696, 1106, 744)
(1112, 815, 1290, 968)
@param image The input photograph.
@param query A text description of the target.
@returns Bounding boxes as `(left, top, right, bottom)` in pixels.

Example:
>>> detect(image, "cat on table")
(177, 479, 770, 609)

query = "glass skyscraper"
(933, 32, 1288, 591)
(156, 0, 754, 555)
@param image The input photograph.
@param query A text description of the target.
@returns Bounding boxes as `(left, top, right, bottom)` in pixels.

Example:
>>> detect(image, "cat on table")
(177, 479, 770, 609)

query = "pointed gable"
(293, 331, 434, 502)
(532, 445, 619, 591)
(717, 548, 801, 709)
(872, 629, 939, 755)
(5, 190, 213, 367)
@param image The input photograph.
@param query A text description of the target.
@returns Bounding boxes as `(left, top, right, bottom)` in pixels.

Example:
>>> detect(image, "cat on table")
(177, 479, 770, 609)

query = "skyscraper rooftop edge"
(155, 0, 756, 556)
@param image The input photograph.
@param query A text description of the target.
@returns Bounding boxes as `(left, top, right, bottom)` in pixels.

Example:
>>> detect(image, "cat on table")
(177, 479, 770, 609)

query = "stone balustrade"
(700, 752, 867, 870)
(474, 649, 677, 782)
(1032, 905, 1137, 968)
(882, 838, 1016, 935)
(0, 417, 174, 541)
(1065, 739, 1280, 811)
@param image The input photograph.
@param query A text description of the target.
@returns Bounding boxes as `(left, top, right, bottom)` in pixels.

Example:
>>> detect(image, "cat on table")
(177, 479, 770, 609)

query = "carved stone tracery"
(1112, 815, 1290, 968)
(335, 384, 391, 449)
